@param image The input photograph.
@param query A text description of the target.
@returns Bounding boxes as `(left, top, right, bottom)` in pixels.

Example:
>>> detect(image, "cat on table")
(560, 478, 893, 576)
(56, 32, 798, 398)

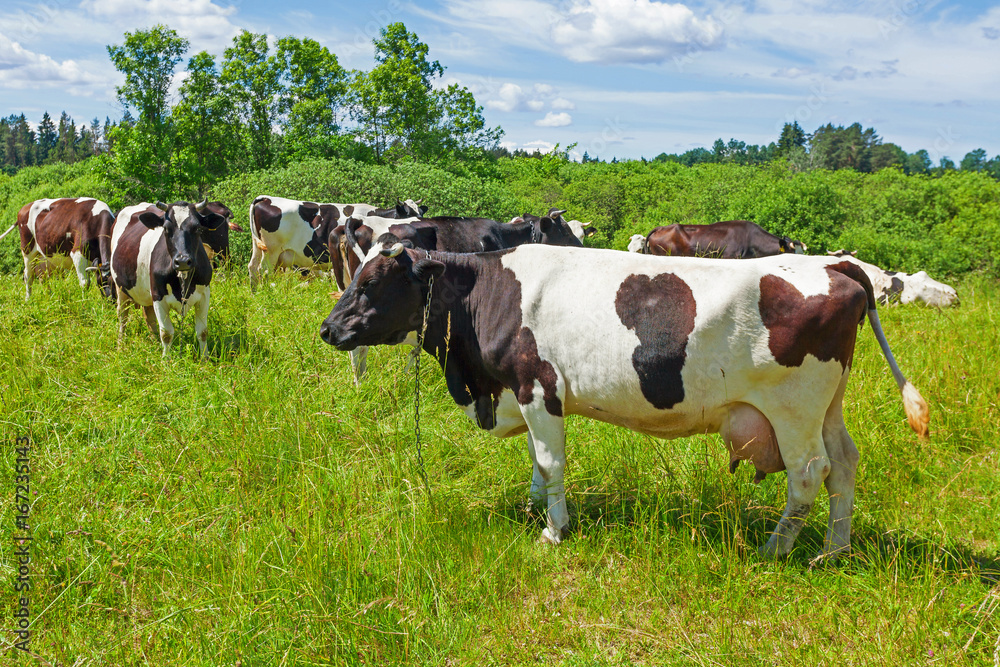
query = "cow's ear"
(584, 226, 597, 237)
(138, 210, 163, 229)
(412, 257, 445, 284)
(539, 216, 554, 234)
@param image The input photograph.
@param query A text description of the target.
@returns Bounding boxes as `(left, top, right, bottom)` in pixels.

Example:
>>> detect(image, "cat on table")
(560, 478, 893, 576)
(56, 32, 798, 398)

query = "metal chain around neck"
(413, 268, 435, 500)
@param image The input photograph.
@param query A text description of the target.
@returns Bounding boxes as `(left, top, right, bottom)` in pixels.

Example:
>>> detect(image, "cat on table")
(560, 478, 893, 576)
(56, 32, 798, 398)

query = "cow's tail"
(0, 224, 16, 241)
(344, 217, 367, 263)
(829, 259, 930, 439)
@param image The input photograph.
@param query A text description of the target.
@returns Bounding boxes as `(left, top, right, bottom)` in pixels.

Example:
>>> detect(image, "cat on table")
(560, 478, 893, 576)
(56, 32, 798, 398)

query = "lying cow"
(111, 201, 223, 356)
(636, 221, 806, 258)
(321, 241, 929, 559)
(827, 250, 958, 307)
(1, 197, 115, 300)
(510, 209, 597, 243)
(248, 196, 350, 286)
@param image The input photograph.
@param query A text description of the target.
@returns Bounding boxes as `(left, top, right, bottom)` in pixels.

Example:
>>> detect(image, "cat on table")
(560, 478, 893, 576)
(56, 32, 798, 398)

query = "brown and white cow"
(1, 197, 115, 300)
(636, 221, 807, 258)
(111, 201, 220, 356)
(827, 250, 958, 307)
(321, 242, 929, 559)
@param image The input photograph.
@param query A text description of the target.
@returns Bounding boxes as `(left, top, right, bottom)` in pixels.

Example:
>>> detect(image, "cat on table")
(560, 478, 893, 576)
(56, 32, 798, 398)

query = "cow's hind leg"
(70, 250, 89, 289)
(248, 240, 264, 289)
(762, 419, 831, 559)
(117, 290, 133, 347)
(821, 370, 860, 559)
(22, 251, 38, 300)
(141, 306, 159, 337)
(193, 286, 210, 358)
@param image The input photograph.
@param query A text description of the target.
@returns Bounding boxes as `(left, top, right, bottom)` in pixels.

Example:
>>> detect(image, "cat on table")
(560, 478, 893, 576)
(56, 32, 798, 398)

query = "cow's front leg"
(192, 286, 211, 358)
(525, 432, 547, 513)
(521, 392, 568, 545)
(116, 290, 132, 346)
(22, 252, 37, 300)
(152, 300, 176, 356)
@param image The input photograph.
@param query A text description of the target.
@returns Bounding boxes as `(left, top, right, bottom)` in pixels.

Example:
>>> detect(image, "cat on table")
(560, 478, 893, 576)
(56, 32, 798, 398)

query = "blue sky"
(2, 0, 999, 162)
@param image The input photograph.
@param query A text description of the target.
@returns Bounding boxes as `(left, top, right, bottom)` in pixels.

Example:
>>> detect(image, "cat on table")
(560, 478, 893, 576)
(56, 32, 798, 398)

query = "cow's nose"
(320, 321, 334, 345)
(174, 255, 191, 270)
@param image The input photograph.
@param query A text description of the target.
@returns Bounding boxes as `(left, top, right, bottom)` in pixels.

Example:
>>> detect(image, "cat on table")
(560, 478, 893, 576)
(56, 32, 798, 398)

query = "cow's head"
(397, 198, 427, 218)
(320, 234, 445, 350)
(527, 212, 583, 247)
(779, 236, 808, 254)
(627, 234, 647, 253)
(86, 260, 114, 297)
(827, 249, 858, 258)
(138, 201, 218, 271)
(299, 202, 341, 261)
(903, 271, 959, 308)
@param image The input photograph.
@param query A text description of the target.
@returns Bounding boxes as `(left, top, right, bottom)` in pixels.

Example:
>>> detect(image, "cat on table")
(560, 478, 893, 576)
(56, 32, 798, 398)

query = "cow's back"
(496, 247, 867, 437)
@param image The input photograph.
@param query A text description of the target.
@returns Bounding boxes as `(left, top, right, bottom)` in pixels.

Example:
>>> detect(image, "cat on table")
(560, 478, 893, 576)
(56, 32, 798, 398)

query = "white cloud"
(535, 111, 572, 127)
(551, 0, 725, 64)
(0, 32, 106, 93)
(485, 82, 577, 114)
(80, 0, 240, 47)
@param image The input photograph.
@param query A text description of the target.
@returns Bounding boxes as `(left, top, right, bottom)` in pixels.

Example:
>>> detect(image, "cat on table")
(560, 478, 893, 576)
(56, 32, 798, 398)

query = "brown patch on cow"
(759, 266, 869, 370)
(252, 198, 282, 234)
(615, 273, 697, 410)
(510, 326, 562, 415)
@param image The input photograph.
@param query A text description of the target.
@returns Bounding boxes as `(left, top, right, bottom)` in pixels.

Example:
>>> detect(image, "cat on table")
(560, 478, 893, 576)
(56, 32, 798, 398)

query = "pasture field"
(1, 265, 998, 665)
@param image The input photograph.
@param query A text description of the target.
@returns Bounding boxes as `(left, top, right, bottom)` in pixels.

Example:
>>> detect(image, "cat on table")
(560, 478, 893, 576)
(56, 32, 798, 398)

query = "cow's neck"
(495, 220, 537, 246)
(418, 252, 510, 424)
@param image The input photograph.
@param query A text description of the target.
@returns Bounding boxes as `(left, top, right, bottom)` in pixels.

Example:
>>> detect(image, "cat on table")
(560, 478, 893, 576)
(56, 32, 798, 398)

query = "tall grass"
(1, 267, 998, 665)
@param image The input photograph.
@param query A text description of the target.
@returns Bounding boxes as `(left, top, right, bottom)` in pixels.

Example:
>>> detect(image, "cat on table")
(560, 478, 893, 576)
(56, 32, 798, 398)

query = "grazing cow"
(196, 201, 241, 263)
(321, 241, 929, 559)
(511, 209, 596, 243)
(368, 199, 428, 219)
(388, 214, 583, 253)
(248, 196, 385, 285)
(627, 234, 647, 254)
(827, 250, 958, 307)
(2, 197, 115, 300)
(111, 201, 219, 356)
(639, 221, 807, 258)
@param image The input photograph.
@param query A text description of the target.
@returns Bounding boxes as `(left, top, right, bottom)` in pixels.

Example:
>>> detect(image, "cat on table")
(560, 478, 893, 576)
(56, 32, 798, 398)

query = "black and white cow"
(320, 240, 929, 559)
(511, 209, 596, 243)
(368, 199, 428, 219)
(1, 197, 115, 300)
(111, 201, 220, 356)
(248, 196, 391, 286)
(827, 250, 958, 307)
(386, 214, 583, 253)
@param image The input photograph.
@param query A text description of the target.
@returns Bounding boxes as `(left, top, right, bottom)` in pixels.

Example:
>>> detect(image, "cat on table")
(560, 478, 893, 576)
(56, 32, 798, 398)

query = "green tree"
(37, 112, 57, 163)
(105, 25, 189, 194)
(961, 148, 987, 172)
(349, 23, 500, 162)
(776, 121, 806, 156)
(221, 30, 280, 170)
(905, 149, 931, 175)
(173, 51, 235, 194)
(53, 111, 78, 164)
(273, 36, 348, 159)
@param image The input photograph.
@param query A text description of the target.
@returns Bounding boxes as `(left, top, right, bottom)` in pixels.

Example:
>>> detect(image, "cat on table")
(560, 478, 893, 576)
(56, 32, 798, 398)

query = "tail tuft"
(902, 381, 930, 440)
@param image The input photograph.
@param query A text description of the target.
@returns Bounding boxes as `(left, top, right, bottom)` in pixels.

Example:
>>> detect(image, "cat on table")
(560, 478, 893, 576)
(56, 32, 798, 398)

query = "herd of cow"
(6, 194, 945, 561)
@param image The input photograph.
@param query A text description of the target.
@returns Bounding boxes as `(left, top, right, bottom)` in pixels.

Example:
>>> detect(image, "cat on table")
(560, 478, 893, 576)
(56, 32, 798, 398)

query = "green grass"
(1, 265, 998, 665)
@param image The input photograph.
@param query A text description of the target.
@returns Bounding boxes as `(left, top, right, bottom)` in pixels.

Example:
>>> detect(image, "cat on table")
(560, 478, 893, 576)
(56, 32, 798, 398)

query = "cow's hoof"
(539, 527, 565, 545)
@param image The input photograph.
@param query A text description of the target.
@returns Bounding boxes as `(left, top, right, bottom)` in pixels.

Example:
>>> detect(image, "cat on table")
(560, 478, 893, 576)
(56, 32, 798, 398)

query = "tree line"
(653, 121, 1000, 178)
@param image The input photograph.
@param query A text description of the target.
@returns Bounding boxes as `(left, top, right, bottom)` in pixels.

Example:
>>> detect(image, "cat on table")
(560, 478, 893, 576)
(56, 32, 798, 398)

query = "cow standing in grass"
(111, 201, 220, 357)
(1, 197, 115, 300)
(321, 241, 928, 559)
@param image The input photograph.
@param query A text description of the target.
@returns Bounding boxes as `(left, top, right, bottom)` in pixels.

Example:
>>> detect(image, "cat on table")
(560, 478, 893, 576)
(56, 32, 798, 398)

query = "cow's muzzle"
(174, 255, 192, 271)
(320, 320, 357, 350)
